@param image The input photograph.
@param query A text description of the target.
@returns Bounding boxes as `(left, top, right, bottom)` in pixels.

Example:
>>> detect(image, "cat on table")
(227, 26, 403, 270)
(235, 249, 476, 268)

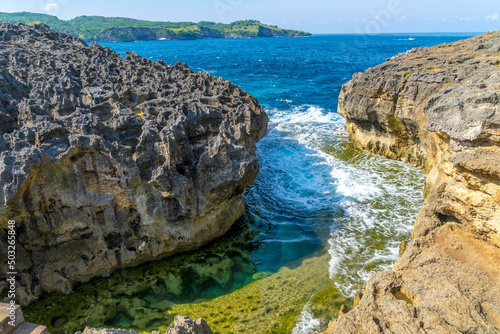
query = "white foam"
(269, 105, 340, 124)
(258, 103, 425, 297)
(325, 129, 425, 296)
(292, 300, 320, 334)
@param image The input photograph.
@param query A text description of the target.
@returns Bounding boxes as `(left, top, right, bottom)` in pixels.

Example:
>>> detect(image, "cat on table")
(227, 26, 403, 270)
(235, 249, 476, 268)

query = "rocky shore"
(0, 23, 268, 306)
(329, 31, 500, 333)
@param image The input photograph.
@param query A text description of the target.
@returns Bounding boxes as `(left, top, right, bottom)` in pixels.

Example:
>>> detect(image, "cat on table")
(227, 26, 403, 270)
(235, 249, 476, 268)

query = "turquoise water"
(25, 33, 477, 333)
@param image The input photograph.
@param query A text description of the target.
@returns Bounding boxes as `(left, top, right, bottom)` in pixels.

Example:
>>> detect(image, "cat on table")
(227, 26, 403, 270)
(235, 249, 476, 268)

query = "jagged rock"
(76, 316, 214, 334)
(323, 319, 337, 334)
(0, 23, 268, 305)
(338, 304, 351, 317)
(79, 327, 137, 334)
(165, 316, 213, 334)
(352, 291, 363, 309)
(335, 31, 500, 333)
(398, 240, 408, 257)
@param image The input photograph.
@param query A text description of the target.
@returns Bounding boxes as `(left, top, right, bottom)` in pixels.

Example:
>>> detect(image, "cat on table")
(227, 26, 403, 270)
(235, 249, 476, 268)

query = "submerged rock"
(0, 23, 268, 305)
(334, 31, 500, 333)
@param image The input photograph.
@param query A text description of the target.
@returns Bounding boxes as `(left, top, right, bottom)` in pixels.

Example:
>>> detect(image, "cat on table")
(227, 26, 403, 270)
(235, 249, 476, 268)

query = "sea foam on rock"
(329, 31, 500, 333)
(0, 23, 268, 305)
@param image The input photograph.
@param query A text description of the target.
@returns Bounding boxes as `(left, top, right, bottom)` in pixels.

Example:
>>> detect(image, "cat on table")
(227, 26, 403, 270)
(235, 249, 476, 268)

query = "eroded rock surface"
(79, 327, 137, 334)
(165, 316, 213, 334)
(0, 23, 268, 305)
(78, 316, 213, 334)
(333, 31, 500, 333)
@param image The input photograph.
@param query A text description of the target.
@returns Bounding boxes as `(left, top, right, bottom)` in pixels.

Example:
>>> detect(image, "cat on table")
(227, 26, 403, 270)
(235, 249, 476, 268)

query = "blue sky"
(1, 0, 499, 33)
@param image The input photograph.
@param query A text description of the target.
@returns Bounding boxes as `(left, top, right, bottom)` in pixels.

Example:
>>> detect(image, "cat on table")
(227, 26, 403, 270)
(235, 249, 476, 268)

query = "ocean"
(25, 33, 477, 334)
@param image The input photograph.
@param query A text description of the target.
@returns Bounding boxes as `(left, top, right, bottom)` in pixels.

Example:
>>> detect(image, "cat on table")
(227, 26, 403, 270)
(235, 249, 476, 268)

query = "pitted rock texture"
(0, 23, 268, 305)
(165, 316, 213, 334)
(77, 316, 213, 334)
(79, 327, 137, 334)
(333, 31, 500, 333)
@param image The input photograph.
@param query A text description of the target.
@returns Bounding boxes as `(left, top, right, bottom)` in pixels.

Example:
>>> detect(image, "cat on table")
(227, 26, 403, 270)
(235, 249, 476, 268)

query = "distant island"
(0, 12, 311, 42)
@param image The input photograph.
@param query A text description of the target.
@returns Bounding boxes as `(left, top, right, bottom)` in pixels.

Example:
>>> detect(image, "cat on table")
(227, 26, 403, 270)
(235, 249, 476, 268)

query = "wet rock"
(0, 23, 268, 305)
(317, 318, 329, 331)
(335, 31, 500, 333)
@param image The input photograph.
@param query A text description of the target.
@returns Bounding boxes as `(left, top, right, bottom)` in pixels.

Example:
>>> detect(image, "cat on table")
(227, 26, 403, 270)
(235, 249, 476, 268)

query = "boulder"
(76, 316, 214, 334)
(79, 327, 137, 334)
(0, 23, 268, 305)
(165, 316, 213, 334)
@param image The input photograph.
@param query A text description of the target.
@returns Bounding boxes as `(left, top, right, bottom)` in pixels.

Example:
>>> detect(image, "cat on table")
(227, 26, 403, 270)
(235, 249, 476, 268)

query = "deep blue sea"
(25, 33, 479, 334)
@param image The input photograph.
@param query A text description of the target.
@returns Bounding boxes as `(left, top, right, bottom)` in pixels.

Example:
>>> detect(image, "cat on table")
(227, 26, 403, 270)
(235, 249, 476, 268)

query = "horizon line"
(0, 11, 492, 36)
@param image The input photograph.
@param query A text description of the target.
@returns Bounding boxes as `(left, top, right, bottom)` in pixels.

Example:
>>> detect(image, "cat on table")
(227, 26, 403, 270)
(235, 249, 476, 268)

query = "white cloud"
(42, 3, 59, 14)
(458, 17, 477, 22)
(485, 13, 499, 21)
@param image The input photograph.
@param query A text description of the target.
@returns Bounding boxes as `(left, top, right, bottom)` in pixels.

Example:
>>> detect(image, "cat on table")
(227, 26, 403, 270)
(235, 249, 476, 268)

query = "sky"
(0, 0, 499, 34)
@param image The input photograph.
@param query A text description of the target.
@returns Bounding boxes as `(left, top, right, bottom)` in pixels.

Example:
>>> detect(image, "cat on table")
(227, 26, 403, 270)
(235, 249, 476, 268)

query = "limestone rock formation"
(77, 316, 213, 334)
(333, 31, 500, 333)
(0, 303, 48, 334)
(0, 23, 268, 305)
(165, 316, 213, 334)
(79, 327, 137, 334)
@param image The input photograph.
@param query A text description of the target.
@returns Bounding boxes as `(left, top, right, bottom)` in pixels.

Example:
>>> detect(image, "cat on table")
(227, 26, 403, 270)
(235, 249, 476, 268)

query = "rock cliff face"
(0, 23, 268, 305)
(332, 31, 500, 333)
(93, 25, 309, 42)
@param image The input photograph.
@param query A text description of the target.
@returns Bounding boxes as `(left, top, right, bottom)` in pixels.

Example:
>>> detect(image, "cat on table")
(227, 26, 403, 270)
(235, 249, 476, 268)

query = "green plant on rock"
(419, 66, 442, 73)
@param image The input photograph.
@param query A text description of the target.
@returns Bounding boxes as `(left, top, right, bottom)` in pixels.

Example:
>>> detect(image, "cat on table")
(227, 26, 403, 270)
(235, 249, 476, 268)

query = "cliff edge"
(331, 31, 500, 333)
(0, 23, 268, 305)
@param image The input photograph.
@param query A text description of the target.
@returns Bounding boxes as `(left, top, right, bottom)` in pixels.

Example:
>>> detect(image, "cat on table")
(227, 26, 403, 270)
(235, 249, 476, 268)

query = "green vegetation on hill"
(0, 12, 311, 41)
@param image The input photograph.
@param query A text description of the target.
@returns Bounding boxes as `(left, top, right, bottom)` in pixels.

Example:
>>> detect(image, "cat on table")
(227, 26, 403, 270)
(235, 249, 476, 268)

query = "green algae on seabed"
(23, 209, 346, 334)
(161, 252, 351, 334)
(23, 219, 262, 333)
(24, 249, 348, 334)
